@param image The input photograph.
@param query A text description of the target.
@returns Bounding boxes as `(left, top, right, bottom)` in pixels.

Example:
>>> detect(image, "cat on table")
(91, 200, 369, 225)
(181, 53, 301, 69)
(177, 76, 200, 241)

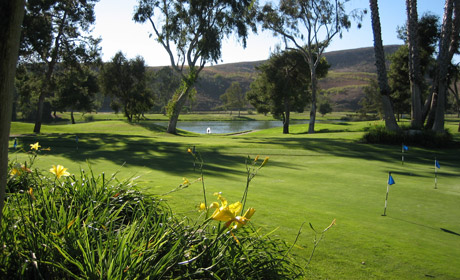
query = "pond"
(150, 120, 310, 134)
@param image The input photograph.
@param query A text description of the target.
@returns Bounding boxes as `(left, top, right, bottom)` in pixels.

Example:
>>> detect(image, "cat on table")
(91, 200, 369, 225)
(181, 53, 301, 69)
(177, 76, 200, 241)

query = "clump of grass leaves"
(1, 161, 302, 279)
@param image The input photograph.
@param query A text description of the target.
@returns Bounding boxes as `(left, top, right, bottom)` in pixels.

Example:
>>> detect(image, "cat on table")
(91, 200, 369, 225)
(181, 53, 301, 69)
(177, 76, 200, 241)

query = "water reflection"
(151, 120, 310, 134)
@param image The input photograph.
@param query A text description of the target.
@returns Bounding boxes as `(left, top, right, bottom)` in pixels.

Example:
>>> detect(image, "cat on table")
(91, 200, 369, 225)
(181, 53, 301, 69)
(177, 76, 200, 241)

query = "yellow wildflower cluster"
(201, 192, 255, 230)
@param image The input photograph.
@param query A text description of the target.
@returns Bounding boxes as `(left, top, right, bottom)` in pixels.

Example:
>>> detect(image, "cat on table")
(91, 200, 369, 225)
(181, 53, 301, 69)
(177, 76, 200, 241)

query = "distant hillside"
(153, 45, 401, 112)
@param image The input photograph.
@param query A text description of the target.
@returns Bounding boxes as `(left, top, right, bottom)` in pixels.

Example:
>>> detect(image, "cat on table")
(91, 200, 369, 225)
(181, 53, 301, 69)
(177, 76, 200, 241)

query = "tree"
(0, 0, 25, 224)
(99, 52, 154, 122)
(54, 65, 99, 124)
(247, 49, 329, 134)
(150, 67, 180, 115)
(388, 14, 441, 122)
(134, 0, 256, 134)
(369, 0, 400, 131)
(258, 0, 363, 133)
(430, 0, 460, 132)
(20, 0, 101, 133)
(388, 46, 411, 120)
(220, 82, 246, 117)
(391, 13, 440, 121)
(448, 63, 460, 117)
(359, 79, 384, 118)
(318, 99, 333, 117)
(406, 0, 423, 128)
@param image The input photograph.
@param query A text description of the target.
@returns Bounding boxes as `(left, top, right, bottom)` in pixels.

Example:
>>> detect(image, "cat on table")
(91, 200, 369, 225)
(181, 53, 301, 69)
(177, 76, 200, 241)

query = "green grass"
(7, 116, 460, 279)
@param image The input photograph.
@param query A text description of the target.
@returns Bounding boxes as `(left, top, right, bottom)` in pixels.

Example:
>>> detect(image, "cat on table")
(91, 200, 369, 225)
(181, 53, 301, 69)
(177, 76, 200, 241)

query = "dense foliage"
(99, 52, 153, 122)
(248, 50, 329, 134)
(1, 152, 309, 279)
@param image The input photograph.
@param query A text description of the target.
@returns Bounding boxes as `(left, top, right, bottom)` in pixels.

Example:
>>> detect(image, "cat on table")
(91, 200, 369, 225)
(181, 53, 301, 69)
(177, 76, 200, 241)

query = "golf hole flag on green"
(435, 159, 440, 189)
(382, 172, 395, 216)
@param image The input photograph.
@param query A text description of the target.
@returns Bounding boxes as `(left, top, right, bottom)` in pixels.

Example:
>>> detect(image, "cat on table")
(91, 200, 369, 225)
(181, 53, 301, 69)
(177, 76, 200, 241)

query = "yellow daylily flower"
(233, 208, 256, 230)
(211, 201, 242, 222)
(21, 164, 31, 173)
(30, 142, 41, 150)
(209, 202, 219, 209)
(198, 202, 206, 211)
(182, 177, 190, 185)
(10, 168, 20, 177)
(49, 165, 70, 179)
(187, 148, 192, 153)
(28, 188, 36, 201)
(208, 192, 256, 230)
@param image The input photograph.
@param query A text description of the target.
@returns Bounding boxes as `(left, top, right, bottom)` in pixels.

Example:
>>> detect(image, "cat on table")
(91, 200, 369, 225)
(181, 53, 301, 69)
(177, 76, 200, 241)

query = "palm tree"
(369, 0, 400, 131)
(406, 0, 423, 129)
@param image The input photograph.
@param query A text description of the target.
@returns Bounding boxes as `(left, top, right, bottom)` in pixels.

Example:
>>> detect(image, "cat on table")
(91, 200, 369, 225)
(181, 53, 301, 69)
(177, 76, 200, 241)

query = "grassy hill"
(189, 45, 401, 112)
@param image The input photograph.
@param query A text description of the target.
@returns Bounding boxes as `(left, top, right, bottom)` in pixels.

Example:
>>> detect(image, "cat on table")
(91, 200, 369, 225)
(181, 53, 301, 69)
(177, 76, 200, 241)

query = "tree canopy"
(99, 52, 153, 122)
(20, 0, 101, 133)
(258, 0, 363, 133)
(220, 82, 246, 117)
(247, 49, 329, 134)
(133, 0, 257, 133)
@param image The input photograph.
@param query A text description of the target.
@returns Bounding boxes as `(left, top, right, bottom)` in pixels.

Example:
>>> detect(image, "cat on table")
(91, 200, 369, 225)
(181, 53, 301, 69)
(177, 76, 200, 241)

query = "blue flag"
(435, 160, 440, 169)
(403, 145, 408, 151)
(388, 173, 395, 185)
(13, 138, 17, 149)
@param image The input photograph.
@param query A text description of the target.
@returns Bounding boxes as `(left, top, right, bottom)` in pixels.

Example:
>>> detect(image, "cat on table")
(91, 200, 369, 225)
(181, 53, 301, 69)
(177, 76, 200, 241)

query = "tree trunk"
(283, 96, 290, 134)
(0, 0, 25, 225)
(406, 0, 423, 129)
(71, 110, 75, 124)
(33, 93, 45, 133)
(308, 66, 317, 134)
(167, 87, 192, 134)
(32, 11, 67, 134)
(369, 0, 400, 131)
(433, 0, 455, 132)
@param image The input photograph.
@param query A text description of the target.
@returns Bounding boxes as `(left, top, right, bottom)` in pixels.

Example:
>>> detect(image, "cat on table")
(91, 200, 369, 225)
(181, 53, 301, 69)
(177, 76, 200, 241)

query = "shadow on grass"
(237, 135, 460, 169)
(13, 133, 248, 178)
(387, 216, 460, 237)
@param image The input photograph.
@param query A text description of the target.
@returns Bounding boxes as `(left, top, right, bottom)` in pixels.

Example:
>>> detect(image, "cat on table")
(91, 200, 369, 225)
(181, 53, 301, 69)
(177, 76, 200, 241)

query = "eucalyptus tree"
(369, 0, 400, 131)
(0, 0, 25, 224)
(258, 0, 364, 133)
(133, 0, 257, 134)
(247, 49, 329, 134)
(20, 0, 101, 133)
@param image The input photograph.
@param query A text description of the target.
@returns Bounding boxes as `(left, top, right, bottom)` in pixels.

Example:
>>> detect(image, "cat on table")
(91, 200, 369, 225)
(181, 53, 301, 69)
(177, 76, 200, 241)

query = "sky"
(92, 0, 445, 67)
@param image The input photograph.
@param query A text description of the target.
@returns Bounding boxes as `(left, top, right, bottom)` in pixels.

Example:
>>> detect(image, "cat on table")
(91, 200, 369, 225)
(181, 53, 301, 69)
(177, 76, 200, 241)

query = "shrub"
(361, 125, 455, 148)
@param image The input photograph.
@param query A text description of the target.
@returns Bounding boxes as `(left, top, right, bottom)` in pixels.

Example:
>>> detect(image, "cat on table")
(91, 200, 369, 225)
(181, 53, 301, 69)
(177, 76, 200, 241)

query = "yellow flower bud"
(261, 157, 269, 167)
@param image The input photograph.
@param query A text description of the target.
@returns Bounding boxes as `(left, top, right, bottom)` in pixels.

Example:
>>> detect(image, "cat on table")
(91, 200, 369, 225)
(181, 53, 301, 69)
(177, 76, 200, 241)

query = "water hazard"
(150, 120, 310, 134)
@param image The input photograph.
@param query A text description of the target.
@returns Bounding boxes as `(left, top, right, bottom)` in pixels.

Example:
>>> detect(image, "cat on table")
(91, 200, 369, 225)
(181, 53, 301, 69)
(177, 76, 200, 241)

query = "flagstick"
(401, 144, 404, 165)
(382, 183, 390, 216)
(434, 158, 438, 189)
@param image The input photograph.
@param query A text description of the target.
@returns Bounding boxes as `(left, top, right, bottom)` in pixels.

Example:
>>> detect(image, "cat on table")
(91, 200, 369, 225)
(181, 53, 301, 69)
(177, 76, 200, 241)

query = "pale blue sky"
(93, 0, 444, 67)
